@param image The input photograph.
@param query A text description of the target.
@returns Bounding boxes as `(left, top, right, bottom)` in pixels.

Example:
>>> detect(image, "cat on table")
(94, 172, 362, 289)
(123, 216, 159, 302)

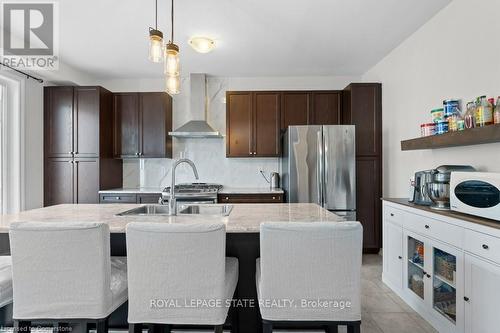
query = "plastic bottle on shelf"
(495, 97, 500, 124)
(464, 102, 476, 129)
(476, 96, 493, 127)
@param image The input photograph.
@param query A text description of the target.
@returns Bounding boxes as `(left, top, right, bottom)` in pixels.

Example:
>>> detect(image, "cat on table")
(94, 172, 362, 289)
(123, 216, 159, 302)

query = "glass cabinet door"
(432, 247, 457, 324)
(407, 236, 425, 300)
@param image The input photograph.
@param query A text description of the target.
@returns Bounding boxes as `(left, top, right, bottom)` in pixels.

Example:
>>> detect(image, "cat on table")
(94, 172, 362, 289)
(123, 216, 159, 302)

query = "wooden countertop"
(0, 203, 344, 233)
(383, 198, 500, 230)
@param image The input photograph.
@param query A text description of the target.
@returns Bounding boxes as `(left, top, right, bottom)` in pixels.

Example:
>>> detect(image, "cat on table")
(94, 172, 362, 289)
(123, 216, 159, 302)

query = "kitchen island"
(0, 203, 344, 333)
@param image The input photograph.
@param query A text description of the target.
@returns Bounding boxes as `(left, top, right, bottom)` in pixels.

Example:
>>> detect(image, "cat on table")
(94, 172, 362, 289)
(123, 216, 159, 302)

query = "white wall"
(100, 75, 359, 188)
(362, 0, 500, 198)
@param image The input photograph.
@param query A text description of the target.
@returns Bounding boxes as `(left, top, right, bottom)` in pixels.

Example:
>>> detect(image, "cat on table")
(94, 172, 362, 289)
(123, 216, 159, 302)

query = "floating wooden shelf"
(401, 124, 500, 150)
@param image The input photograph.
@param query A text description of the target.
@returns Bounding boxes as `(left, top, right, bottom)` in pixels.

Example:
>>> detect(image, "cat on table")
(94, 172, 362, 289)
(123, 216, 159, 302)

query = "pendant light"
(148, 0, 163, 63)
(165, 0, 180, 94)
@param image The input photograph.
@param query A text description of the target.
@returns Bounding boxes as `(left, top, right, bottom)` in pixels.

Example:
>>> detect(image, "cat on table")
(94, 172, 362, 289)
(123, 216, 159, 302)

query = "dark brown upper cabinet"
(281, 92, 310, 131)
(254, 92, 281, 156)
(44, 86, 122, 206)
(310, 91, 341, 125)
(113, 92, 172, 158)
(343, 83, 382, 156)
(45, 86, 74, 157)
(226, 92, 254, 157)
(226, 91, 280, 157)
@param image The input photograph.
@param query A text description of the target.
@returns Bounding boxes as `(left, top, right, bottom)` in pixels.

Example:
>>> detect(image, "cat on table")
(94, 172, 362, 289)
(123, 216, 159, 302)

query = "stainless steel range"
(160, 183, 222, 205)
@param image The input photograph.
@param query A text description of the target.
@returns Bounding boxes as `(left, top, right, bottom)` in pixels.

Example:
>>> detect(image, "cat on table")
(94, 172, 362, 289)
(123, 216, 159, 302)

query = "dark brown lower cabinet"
(98, 193, 161, 204)
(218, 193, 283, 203)
(45, 158, 75, 205)
(356, 157, 382, 251)
(45, 158, 123, 206)
(74, 158, 99, 204)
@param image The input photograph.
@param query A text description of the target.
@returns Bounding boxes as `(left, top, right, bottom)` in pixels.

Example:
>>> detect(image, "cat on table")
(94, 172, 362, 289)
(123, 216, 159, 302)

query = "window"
(0, 73, 24, 214)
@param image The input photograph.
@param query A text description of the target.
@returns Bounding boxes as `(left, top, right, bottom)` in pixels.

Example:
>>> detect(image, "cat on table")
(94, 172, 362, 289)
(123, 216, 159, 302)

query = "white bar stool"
(126, 222, 238, 333)
(9, 222, 127, 333)
(256, 222, 363, 333)
(0, 256, 13, 308)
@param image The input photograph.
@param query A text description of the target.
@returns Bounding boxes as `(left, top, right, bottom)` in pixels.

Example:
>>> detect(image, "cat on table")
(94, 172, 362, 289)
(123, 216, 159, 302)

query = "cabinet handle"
(482, 244, 489, 250)
(398, 256, 402, 259)
(225, 197, 229, 200)
(272, 196, 276, 200)
(424, 225, 430, 229)
(464, 296, 470, 302)
(390, 213, 394, 217)
(426, 273, 431, 278)
(116, 197, 121, 200)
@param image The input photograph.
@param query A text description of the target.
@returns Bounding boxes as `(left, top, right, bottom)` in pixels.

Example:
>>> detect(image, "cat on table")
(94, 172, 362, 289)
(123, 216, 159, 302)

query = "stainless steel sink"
(116, 205, 171, 216)
(178, 204, 233, 216)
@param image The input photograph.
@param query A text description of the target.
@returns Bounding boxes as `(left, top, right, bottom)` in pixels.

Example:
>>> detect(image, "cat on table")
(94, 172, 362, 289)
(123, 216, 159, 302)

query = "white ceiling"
(58, 0, 451, 79)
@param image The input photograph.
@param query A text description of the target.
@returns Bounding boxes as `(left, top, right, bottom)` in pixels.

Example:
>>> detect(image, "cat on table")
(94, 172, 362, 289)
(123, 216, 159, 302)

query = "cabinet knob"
(426, 273, 431, 278)
(424, 225, 430, 229)
(116, 197, 121, 200)
(225, 197, 229, 200)
(398, 256, 402, 259)
(464, 296, 470, 302)
(272, 196, 276, 200)
(390, 213, 394, 217)
(482, 244, 489, 250)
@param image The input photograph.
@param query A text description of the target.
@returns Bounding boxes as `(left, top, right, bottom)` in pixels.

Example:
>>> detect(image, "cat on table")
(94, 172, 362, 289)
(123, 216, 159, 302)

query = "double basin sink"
(117, 204, 233, 217)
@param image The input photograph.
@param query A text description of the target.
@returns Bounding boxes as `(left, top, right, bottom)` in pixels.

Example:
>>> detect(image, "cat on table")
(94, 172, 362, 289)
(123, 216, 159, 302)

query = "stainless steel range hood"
(169, 73, 222, 138)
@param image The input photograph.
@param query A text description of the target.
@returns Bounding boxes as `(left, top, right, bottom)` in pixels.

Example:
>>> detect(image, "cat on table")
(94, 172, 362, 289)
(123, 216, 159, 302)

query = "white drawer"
(383, 205, 407, 225)
(405, 213, 463, 248)
(464, 230, 500, 264)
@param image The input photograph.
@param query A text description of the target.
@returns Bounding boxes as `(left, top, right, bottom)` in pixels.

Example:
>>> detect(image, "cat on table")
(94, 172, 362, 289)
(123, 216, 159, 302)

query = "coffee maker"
(412, 170, 434, 205)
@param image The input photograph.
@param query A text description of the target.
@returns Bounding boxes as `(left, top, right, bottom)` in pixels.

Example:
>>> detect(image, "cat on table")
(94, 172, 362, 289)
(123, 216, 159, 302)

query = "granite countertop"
(218, 187, 284, 194)
(99, 188, 163, 194)
(0, 203, 343, 233)
(99, 187, 284, 195)
(383, 198, 500, 230)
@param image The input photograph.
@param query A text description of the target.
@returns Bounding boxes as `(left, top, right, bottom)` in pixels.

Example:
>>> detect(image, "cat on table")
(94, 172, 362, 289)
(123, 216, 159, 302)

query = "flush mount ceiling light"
(188, 36, 216, 53)
(148, 0, 163, 63)
(164, 0, 180, 95)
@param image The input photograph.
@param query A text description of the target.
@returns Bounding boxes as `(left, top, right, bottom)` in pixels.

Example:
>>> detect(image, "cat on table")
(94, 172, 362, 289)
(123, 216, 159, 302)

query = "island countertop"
(0, 203, 344, 233)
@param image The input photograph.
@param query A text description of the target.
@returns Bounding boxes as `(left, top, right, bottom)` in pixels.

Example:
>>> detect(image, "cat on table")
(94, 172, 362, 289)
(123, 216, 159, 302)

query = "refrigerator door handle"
(317, 130, 324, 206)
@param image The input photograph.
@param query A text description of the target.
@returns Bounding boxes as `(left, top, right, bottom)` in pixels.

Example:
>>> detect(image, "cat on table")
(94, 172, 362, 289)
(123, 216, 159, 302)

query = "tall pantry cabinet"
(343, 83, 382, 252)
(44, 86, 122, 206)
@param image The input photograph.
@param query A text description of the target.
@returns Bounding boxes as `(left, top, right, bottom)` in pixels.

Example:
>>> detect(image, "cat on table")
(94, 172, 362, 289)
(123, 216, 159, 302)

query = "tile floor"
(353, 254, 438, 333)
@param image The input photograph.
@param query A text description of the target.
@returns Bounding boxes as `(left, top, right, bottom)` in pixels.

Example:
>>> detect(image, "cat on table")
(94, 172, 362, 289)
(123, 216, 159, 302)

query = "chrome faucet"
(166, 158, 199, 215)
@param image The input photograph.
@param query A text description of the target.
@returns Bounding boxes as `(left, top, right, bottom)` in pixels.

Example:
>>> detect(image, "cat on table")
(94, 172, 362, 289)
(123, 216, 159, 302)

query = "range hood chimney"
(168, 73, 222, 138)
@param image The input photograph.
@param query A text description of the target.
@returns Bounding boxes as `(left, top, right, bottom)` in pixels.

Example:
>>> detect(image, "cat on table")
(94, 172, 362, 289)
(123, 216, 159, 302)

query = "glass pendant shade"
(148, 29, 164, 63)
(165, 75, 180, 95)
(164, 43, 180, 76)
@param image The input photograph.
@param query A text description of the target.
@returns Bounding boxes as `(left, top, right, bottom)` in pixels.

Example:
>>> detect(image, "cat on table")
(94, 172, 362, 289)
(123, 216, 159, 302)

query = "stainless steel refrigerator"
(281, 125, 356, 220)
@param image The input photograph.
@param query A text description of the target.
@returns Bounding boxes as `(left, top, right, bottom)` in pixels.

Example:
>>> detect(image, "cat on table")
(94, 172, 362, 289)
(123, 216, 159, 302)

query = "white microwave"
(450, 172, 500, 221)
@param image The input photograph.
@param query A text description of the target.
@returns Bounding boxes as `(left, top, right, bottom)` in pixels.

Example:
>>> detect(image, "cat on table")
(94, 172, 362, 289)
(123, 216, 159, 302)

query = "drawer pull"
(225, 197, 229, 200)
(398, 256, 402, 260)
(272, 196, 276, 200)
(482, 244, 489, 250)
(464, 296, 470, 302)
(424, 225, 430, 229)
(115, 197, 121, 200)
(426, 273, 431, 278)
(390, 213, 394, 217)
